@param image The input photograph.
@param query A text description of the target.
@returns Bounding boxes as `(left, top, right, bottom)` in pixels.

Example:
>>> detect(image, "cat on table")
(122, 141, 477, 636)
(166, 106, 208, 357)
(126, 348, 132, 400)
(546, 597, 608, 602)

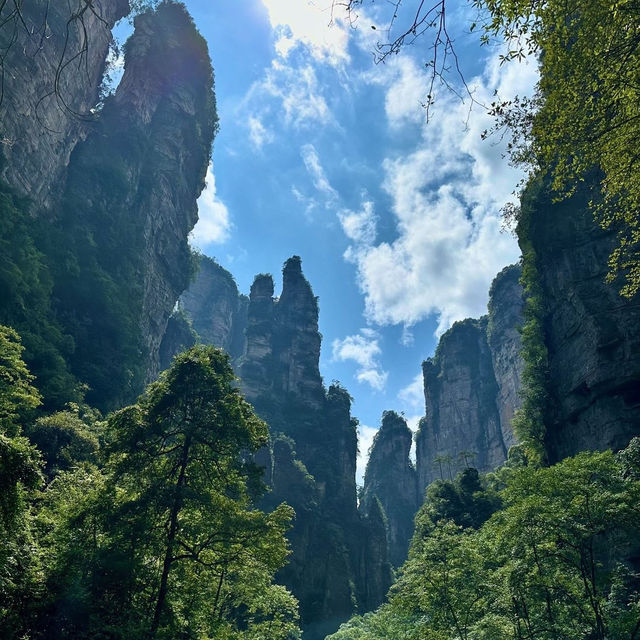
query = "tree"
(37, 346, 299, 639)
(0, 326, 43, 639)
(479, 0, 640, 297)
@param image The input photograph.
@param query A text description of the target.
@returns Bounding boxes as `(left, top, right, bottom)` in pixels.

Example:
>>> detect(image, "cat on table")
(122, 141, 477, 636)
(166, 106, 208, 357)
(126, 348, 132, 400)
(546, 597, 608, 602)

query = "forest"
(1, 0, 639, 639)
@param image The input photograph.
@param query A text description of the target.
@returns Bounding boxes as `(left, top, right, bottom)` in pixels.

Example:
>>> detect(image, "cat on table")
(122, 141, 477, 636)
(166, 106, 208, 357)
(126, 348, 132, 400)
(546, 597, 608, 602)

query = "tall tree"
(38, 346, 299, 639)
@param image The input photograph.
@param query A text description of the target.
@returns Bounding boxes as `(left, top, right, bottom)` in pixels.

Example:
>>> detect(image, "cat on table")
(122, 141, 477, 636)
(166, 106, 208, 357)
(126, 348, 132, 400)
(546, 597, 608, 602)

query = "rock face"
(158, 310, 197, 372)
(0, 2, 215, 410)
(240, 256, 325, 410)
(50, 3, 216, 406)
(416, 318, 506, 491)
(487, 264, 525, 451)
(415, 267, 525, 494)
(180, 255, 247, 361)
(178, 256, 392, 637)
(239, 258, 390, 638)
(522, 177, 640, 460)
(0, 0, 129, 211)
(362, 411, 419, 567)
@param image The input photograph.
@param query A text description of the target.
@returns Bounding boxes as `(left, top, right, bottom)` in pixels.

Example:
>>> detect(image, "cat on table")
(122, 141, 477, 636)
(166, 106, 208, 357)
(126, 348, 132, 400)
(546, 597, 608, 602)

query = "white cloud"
(301, 143, 338, 200)
(256, 60, 330, 128)
(341, 49, 537, 335)
(332, 330, 388, 391)
(356, 423, 377, 485)
(247, 115, 273, 149)
(190, 163, 231, 247)
(366, 55, 427, 128)
(338, 200, 377, 245)
(261, 0, 350, 66)
(398, 372, 424, 411)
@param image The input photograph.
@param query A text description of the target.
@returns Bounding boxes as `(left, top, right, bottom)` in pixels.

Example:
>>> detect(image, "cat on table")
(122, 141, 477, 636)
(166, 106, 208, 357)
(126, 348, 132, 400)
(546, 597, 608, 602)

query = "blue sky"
(117, 1, 537, 482)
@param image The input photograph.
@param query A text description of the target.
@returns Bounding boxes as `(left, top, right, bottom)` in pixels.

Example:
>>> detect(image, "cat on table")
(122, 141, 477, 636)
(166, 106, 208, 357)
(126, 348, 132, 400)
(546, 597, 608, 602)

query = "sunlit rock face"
(59, 3, 216, 397)
(416, 317, 506, 492)
(0, 2, 216, 409)
(240, 256, 325, 408)
(179, 255, 247, 362)
(362, 411, 419, 567)
(0, 0, 129, 211)
(415, 266, 525, 495)
(521, 178, 640, 461)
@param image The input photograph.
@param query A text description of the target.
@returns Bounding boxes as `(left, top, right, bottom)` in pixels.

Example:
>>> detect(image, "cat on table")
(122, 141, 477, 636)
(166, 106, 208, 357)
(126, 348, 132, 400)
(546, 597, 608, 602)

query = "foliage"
(413, 467, 501, 539)
(0, 326, 43, 639)
(0, 183, 80, 409)
(508, 180, 550, 463)
(328, 444, 640, 640)
(30, 346, 299, 640)
(476, 0, 640, 296)
(26, 408, 100, 480)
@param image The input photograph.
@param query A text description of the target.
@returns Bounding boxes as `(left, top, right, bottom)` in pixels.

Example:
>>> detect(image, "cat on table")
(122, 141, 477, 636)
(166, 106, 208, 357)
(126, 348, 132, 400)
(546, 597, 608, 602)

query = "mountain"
(179, 255, 393, 638)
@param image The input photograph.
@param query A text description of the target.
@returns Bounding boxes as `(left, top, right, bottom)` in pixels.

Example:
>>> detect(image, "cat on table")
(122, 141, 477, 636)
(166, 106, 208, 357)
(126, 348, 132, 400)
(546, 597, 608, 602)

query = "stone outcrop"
(487, 264, 525, 451)
(522, 176, 640, 461)
(0, 2, 215, 409)
(238, 258, 389, 637)
(158, 310, 197, 372)
(362, 411, 418, 567)
(51, 3, 216, 405)
(240, 256, 325, 410)
(416, 317, 506, 491)
(177, 256, 392, 637)
(0, 0, 129, 211)
(415, 267, 525, 494)
(180, 255, 247, 361)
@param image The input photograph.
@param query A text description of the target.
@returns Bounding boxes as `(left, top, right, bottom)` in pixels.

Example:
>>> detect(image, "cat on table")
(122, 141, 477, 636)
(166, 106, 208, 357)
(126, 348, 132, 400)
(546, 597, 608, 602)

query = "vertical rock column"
(362, 411, 418, 567)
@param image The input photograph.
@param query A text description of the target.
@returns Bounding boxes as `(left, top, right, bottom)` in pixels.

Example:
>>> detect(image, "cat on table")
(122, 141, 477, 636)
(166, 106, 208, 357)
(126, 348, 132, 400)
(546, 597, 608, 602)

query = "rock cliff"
(415, 267, 524, 494)
(416, 317, 506, 491)
(521, 176, 640, 461)
(361, 411, 419, 567)
(487, 264, 525, 451)
(0, 2, 216, 410)
(49, 3, 216, 406)
(0, 0, 129, 211)
(180, 255, 247, 362)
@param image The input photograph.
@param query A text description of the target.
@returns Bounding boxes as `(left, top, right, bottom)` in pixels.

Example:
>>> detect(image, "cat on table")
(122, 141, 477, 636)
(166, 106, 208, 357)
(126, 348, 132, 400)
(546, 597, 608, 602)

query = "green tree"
(36, 345, 299, 640)
(476, 0, 640, 296)
(0, 326, 44, 639)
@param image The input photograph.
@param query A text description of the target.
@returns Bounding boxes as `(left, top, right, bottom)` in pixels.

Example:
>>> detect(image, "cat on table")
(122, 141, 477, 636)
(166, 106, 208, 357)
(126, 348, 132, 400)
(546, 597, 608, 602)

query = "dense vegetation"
(0, 334, 300, 640)
(328, 447, 640, 639)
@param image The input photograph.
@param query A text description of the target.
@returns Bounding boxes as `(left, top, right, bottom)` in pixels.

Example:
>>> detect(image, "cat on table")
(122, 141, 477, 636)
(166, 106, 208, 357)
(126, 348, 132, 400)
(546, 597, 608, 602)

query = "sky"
(116, 0, 537, 483)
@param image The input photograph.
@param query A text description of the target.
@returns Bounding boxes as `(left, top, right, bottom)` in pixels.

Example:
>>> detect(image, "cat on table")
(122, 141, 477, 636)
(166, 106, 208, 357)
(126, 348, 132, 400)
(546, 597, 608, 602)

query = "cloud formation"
(342, 49, 537, 335)
(301, 143, 338, 200)
(261, 0, 349, 66)
(332, 329, 388, 390)
(398, 372, 424, 412)
(190, 163, 231, 247)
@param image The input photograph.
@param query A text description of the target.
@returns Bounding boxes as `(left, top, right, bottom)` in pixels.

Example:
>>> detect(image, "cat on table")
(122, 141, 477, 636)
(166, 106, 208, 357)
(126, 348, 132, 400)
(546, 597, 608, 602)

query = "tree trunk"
(150, 435, 191, 638)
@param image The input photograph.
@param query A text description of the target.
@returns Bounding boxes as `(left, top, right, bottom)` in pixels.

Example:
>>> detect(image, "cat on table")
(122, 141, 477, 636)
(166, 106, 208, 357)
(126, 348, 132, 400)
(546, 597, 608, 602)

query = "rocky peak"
(416, 317, 506, 493)
(487, 264, 524, 450)
(50, 2, 216, 406)
(241, 257, 324, 407)
(521, 176, 640, 460)
(362, 411, 418, 567)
